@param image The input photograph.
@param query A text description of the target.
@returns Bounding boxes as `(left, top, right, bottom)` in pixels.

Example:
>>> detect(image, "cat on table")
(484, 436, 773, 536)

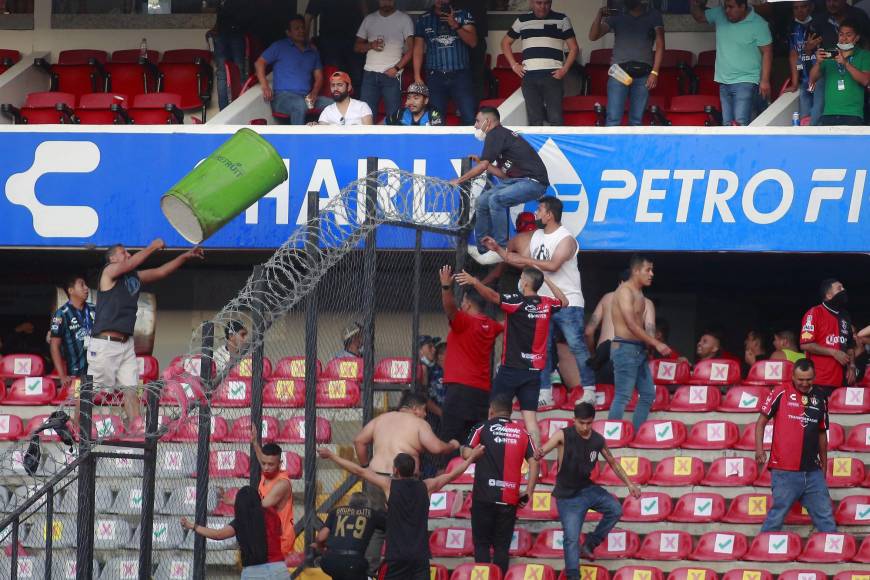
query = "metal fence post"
(249, 266, 266, 488)
(192, 323, 215, 580)
(303, 190, 321, 564)
(455, 157, 473, 303)
(44, 486, 54, 580)
(138, 384, 160, 580)
(76, 379, 96, 580)
(361, 156, 378, 425)
(410, 227, 423, 393)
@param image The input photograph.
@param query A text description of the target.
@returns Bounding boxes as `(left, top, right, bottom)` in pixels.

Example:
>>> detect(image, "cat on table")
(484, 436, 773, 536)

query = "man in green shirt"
(810, 19, 870, 126)
(690, 0, 772, 126)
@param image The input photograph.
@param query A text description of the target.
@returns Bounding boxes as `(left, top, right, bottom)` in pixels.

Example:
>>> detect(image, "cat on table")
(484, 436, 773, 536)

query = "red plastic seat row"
(199, 449, 303, 479)
(167, 414, 331, 444)
(0, 49, 21, 74)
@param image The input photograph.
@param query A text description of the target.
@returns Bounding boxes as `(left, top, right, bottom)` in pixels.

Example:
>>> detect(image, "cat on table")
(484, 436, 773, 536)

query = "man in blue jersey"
(385, 83, 444, 125)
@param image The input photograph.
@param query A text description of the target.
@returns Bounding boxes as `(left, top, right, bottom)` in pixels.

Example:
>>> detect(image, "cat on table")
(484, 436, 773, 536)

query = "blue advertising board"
(1, 126, 868, 252)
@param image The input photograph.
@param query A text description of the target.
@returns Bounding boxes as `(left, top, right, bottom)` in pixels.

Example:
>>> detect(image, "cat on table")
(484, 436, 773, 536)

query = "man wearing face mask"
(313, 70, 374, 125)
(451, 106, 550, 266)
(786, 1, 825, 125)
(810, 20, 870, 126)
(800, 278, 856, 393)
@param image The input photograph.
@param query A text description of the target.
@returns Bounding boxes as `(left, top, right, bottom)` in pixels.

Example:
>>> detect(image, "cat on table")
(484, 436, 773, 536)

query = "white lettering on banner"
(702, 170, 738, 223)
(301, 159, 346, 224)
(675, 169, 705, 222)
(742, 170, 794, 225)
(246, 159, 290, 225)
(535, 138, 589, 234)
(848, 170, 866, 223)
(636, 169, 669, 223)
(593, 169, 636, 222)
(5, 141, 100, 237)
(807, 169, 846, 222)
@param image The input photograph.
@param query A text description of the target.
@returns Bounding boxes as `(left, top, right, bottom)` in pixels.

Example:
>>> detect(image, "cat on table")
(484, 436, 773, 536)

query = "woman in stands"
(181, 485, 290, 579)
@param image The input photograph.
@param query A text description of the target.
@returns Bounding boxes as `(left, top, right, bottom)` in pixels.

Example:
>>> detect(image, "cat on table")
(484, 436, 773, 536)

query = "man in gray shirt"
(589, 1, 665, 126)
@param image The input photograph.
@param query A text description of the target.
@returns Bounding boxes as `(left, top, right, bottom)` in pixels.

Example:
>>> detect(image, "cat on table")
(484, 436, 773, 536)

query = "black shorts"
(381, 559, 430, 580)
(320, 553, 368, 580)
(491, 366, 541, 411)
(440, 383, 491, 445)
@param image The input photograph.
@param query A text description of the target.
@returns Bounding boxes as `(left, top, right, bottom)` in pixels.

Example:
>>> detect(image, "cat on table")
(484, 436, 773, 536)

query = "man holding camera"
(810, 19, 870, 126)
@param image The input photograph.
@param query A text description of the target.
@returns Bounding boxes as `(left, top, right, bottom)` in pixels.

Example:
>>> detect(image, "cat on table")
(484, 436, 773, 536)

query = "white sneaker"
(579, 388, 597, 405)
(538, 389, 555, 409)
(468, 245, 504, 265)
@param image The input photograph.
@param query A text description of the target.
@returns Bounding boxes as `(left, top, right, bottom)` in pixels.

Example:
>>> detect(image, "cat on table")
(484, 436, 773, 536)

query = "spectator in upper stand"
(771, 329, 806, 363)
(413, 0, 478, 125)
(800, 278, 856, 391)
(502, 0, 579, 126)
(385, 82, 445, 125)
(214, 321, 248, 374)
(450, 106, 550, 265)
(454, 0, 490, 103)
(332, 322, 363, 361)
(810, 20, 870, 126)
(417, 334, 439, 398)
(355, 0, 414, 120)
(690, 0, 773, 126)
(743, 329, 770, 374)
(786, 1, 825, 125)
(312, 71, 374, 125)
(210, 0, 250, 110)
(816, 0, 870, 49)
(49, 275, 94, 390)
(305, 0, 367, 94)
(255, 15, 334, 125)
(589, 0, 664, 127)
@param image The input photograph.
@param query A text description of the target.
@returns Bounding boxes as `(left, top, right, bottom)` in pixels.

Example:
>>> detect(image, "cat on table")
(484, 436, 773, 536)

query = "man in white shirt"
(313, 70, 374, 125)
(214, 321, 248, 373)
(355, 0, 415, 120)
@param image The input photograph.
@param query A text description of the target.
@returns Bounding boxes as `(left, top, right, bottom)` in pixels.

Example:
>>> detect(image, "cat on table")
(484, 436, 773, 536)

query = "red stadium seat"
(798, 532, 857, 563)
(104, 61, 158, 96)
(539, 418, 572, 446)
(212, 378, 251, 407)
(450, 563, 502, 580)
(0, 354, 44, 378)
(455, 492, 472, 519)
(622, 492, 672, 522)
(828, 387, 870, 413)
(446, 456, 476, 484)
(479, 98, 506, 109)
(827, 457, 865, 488)
(754, 465, 772, 487)
(517, 491, 559, 521)
(853, 536, 870, 562)
(744, 531, 802, 562)
(629, 420, 687, 449)
(649, 359, 690, 385)
(273, 357, 321, 379)
(722, 494, 771, 524)
(718, 386, 769, 413)
(734, 421, 774, 451)
(701, 457, 757, 487)
(690, 359, 740, 385)
(528, 528, 567, 558)
(491, 68, 522, 98)
(744, 360, 793, 386)
(625, 385, 670, 412)
(163, 354, 214, 380)
(495, 52, 523, 69)
(611, 566, 661, 580)
(0, 49, 21, 74)
(428, 490, 459, 519)
(315, 379, 360, 407)
(508, 527, 533, 557)
(58, 49, 107, 65)
(827, 422, 845, 450)
(161, 49, 213, 64)
(263, 379, 305, 408)
(374, 358, 423, 384)
(507, 564, 557, 580)
(668, 493, 726, 523)
(668, 386, 722, 412)
(689, 531, 748, 561)
(0, 414, 23, 441)
(90, 414, 125, 440)
(159, 378, 205, 407)
(40, 59, 104, 100)
(562, 95, 606, 127)
(205, 450, 250, 479)
(592, 420, 634, 448)
(649, 456, 704, 486)
(584, 49, 612, 96)
(684, 420, 739, 449)
(651, 95, 721, 127)
(834, 495, 870, 526)
(226, 356, 273, 379)
(279, 416, 332, 444)
(127, 92, 184, 124)
(25, 414, 64, 441)
(226, 415, 280, 443)
(591, 529, 639, 560)
(636, 530, 693, 561)
(595, 455, 651, 486)
(281, 451, 302, 479)
(667, 568, 717, 580)
(322, 357, 364, 381)
(156, 61, 209, 117)
(74, 92, 128, 124)
(429, 527, 473, 557)
(835, 572, 870, 580)
(721, 572, 771, 580)
(111, 49, 160, 63)
(136, 355, 159, 382)
(5, 377, 56, 405)
(694, 50, 718, 95)
(777, 571, 826, 580)
(840, 423, 870, 452)
(563, 384, 614, 412)
(171, 415, 229, 443)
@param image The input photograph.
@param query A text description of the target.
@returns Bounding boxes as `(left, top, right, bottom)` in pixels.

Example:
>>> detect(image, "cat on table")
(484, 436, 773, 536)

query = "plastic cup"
(161, 128, 288, 244)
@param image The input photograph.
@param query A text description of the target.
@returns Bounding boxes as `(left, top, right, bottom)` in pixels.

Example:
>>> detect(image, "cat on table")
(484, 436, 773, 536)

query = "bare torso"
(599, 292, 615, 345)
(612, 283, 647, 342)
(369, 411, 427, 474)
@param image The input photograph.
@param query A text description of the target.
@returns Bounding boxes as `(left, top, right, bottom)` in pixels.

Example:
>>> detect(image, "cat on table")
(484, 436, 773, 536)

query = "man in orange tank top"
(253, 425, 296, 556)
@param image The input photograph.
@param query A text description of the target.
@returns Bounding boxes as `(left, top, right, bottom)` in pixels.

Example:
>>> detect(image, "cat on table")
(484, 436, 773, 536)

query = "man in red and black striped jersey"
(456, 266, 566, 447)
(462, 395, 538, 575)
(756, 358, 837, 533)
(800, 278, 855, 391)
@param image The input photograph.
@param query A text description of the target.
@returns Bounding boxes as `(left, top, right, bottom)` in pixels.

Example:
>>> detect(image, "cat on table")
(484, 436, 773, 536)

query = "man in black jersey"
(313, 492, 386, 580)
(318, 444, 484, 580)
(535, 403, 640, 580)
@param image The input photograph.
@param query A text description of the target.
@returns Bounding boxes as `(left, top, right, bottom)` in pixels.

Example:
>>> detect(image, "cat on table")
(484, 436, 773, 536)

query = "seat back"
(702, 456, 757, 486)
(227, 355, 273, 379)
(690, 531, 748, 560)
(668, 492, 726, 523)
(374, 357, 422, 384)
(273, 356, 321, 379)
(491, 67, 522, 98)
(495, 52, 523, 68)
(161, 49, 213, 64)
(323, 356, 364, 380)
(208, 450, 250, 478)
(722, 493, 771, 523)
(58, 49, 107, 65)
(798, 532, 857, 562)
(669, 385, 722, 412)
(528, 528, 566, 558)
(24, 91, 76, 109)
(445, 456, 476, 484)
(828, 387, 870, 413)
(744, 359, 793, 385)
(592, 419, 634, 447)
(228, 414, 279, 442)
(636, 530, 693, 560)
(212, 377, 252, 407)
(281, 450, 303, 478)
(135, 354, 159, 381)
(508, 527, 533, 557)
(690, 358, 741, 385)
(163, 353, 213, 378)
(505, 564, 556, 580)
(612, 567, 662, 580)
(6, 377, 57, 404)
(157, 62, 207, 109)
(280, 415, 332, 443)
(630, 420, 687, 449)
(111, 48, 160, 63)
(659, 49, 694, 68)
(428, 490, 458, 519)
(595, 455, 652, 485)
(718, 386, 769, 413)
(777, 572, 826, 580)
(429, 527, 473, 557)
(539, 418, 571, 446)
(835, 495, 870, 526)
(49, 64, 101, 98)
(841, 423, 870, 452)
(517, 490, 559, 521)
(720, 571, 772, 580)
(450, 563, 502, 580)
(315, 379, 361, 407)
(649, 455, 704, 486)
(0, 49, 22, 73)
(592, 528, 639, 559)
(744, 531, 803, 562)
(667, 569, 717, 580)
(621, 492, 672, 522)
(0, 414, 24, 441)
(588, 48, 612, 65)
(734, 421, 774, 451)
(826, 457, 865, 487)
(263, 378, 305, 407)
(684, 420, 739, 450)
(668, 95, 722, 113)
(650, 359, 691, 384)
(104, 62, 158, 96)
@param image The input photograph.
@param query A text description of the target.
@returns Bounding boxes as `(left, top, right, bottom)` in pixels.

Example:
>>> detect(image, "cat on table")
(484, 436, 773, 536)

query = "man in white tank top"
(482, 196, 596, 407)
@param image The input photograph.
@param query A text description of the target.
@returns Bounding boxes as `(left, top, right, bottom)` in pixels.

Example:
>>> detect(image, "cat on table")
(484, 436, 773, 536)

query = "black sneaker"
(580, 542, 597, 561)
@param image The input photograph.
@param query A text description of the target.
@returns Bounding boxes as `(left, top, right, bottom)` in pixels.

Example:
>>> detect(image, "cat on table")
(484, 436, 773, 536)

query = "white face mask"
(794, 16, 812, 25)
(837, 42, 855, 51)
(473, 120, 488, 142)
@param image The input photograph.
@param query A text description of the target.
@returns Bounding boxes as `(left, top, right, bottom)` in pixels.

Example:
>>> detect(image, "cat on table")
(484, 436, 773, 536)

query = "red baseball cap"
(515, 211, 536, 233)
(330, 71, 353, 90)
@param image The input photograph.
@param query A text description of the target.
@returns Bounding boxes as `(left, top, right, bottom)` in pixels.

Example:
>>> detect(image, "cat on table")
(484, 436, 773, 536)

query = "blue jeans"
(761, 469, 836, 533)
(608, 341, 655, 431)
(213, 32, 246, 110)
(541, 306, 596, 391)
(474, 178, 548, 248)
(556, 486, 622, 580)
(240, 562, 291, 579)
(606, 75, 650, 126)
(799, 79, 825, 126)
(719, 82, 757, 126)
(271, 91, 333, 125)
(426, 69, 477, 125)
(361, 70, 402, 120)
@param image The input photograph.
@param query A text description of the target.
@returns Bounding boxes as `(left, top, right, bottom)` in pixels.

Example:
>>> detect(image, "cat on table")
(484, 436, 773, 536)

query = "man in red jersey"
(800, 278, 855, 392)
(756, 358, 836, 532)
(462, 395, 537, 575)
(437, 265, 504, 450)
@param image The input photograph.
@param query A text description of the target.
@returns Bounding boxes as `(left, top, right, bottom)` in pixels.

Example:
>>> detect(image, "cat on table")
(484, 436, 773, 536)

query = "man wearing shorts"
(456, 266, 565, 447)
(88, 240, 203, 425)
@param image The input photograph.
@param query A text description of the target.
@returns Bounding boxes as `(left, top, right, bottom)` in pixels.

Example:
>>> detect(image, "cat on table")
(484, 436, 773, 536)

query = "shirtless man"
(607, 255, 671, 431)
